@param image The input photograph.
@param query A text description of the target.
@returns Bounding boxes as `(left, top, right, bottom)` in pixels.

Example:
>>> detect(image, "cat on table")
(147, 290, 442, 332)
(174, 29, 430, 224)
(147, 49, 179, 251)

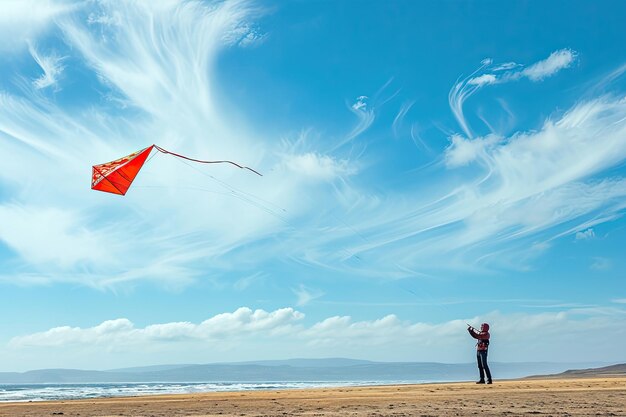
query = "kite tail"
(153, 145, 263, 176)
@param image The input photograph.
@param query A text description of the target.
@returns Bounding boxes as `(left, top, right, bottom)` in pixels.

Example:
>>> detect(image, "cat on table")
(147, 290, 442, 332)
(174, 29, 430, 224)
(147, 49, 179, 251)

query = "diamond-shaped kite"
(91, 145, 261, 196)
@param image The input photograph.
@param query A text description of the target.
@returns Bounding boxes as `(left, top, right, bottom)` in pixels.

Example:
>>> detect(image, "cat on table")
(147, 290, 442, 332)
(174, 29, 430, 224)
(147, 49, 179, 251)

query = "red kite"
(91, 144, 261, 195)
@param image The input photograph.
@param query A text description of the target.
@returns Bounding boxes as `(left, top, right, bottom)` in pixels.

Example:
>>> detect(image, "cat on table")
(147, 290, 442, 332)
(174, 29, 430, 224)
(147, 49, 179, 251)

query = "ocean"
(0, 381, 422, 402)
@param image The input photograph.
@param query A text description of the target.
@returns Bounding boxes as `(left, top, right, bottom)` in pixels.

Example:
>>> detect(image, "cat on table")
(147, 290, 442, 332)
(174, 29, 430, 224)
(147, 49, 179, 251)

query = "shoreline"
(0, 376, 623, 416)
(0, 380, 439, 403)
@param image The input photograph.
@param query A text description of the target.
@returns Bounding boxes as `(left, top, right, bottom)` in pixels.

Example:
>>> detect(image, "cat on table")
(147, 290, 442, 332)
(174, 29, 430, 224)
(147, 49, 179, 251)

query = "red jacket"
(468, 327, 490, 351)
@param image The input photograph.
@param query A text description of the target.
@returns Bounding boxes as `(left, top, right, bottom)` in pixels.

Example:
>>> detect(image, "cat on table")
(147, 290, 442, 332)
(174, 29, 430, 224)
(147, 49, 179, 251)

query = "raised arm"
(468, 326, 481, 339)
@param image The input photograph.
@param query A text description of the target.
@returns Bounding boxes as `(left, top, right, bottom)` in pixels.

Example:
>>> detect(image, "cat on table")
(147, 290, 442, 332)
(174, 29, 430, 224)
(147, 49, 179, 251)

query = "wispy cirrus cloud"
(332, 81, 402, 152)
(591, 257, 611, 271)
(351, 95, 368, 111)
(293, 284, 324, 306)
(233, 272, 266, 291)
(392, 100, 414, 138)
(193, 118, 626, 277)
(323, 92, 626, 273)
(449, 49, 577, 138)
(330, 96, 375, 151)
(0, 0, 341, 288)
(28, 44, 66, 90)
(2, 0, 626, 290)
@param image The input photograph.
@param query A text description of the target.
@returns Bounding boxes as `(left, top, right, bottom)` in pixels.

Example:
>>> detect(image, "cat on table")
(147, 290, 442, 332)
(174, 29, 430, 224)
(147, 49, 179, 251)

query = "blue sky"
(1, 0, 625, 371)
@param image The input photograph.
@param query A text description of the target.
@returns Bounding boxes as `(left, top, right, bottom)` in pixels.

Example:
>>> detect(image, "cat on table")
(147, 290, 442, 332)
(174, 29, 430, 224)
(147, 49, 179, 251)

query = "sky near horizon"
(1, 0, 626, 371)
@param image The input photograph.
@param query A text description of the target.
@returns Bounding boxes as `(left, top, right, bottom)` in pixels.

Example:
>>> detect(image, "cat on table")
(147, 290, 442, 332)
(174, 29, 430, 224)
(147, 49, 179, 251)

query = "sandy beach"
(0, 377, 624, 417)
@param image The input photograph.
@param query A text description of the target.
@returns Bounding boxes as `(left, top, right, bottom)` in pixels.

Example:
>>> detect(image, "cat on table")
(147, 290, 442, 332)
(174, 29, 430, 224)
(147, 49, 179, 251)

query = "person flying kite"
(468, 322, 492, 384)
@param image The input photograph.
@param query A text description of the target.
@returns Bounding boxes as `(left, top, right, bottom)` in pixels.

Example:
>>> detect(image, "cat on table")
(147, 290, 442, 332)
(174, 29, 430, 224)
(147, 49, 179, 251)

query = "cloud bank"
(8, 306, 626, 368)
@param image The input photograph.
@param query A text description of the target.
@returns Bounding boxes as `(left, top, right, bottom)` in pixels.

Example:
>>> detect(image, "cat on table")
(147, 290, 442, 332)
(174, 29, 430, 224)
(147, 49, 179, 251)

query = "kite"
(91, 144, 261, 195)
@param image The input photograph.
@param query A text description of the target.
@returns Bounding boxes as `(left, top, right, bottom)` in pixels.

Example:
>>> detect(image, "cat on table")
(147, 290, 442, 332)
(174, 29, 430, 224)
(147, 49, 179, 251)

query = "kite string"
(164, 155, 366, 262)
(167, 156, 290, 223)
(153, 144, 263, 176)
(149, 147, 447, 303)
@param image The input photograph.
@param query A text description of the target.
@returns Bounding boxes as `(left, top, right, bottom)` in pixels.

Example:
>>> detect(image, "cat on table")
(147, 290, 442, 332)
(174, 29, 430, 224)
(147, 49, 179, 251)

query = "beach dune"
(0, 377, 624, 416)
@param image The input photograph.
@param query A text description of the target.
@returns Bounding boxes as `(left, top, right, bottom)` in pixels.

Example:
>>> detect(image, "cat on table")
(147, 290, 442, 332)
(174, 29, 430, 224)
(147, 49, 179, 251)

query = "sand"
(0, 377, 624, 416)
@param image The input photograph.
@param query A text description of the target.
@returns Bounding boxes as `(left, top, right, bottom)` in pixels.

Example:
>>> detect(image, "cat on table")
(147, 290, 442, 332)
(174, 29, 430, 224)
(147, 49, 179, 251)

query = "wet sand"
(0, 377, 624, 416)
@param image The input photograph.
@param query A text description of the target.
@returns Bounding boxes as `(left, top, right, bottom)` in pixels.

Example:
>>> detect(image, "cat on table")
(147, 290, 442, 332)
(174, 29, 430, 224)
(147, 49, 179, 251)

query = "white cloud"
(492, 62, 519, 71)
(293, 284, 324, 306)
(0, 204, 113, 268)
(591, 257, 611, 271)
(444, 133, 501, 167)
(10, 307, 304, 348)
(522, 49, 577, 81)
(87, 11, 122, 26)
(28, 44, 65, 89)
(331, 96, 375, 151)
(221, 19, 267, 48)
(448, 59, 493, 138)
(575, 228, 595, 240)
(468, 73, 497, 86)
(8, 307, 626, 366)
(0, 0, 73, 51)
(237, 28, 267, 47)
(409, 123, 431, 152)
(59, 1, 262, 139)
(10, 319, 137, 348)
(351, 96, 368, 111)
(233, 272, 266, 291)
(392, 100, 414, 138)
(329, 95, 626, 273)
(613, 299, 626, 304)
(284, 153, 354, 181)
(449, 49, 577, 138)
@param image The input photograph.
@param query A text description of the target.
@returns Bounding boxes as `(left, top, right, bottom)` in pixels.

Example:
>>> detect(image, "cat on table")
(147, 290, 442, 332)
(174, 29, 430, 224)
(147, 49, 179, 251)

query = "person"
(468, 322, 492, 384)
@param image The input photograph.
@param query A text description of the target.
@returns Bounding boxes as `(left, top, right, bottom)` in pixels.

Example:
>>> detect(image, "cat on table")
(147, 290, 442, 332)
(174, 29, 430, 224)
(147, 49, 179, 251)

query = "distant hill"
(109, 364, 197, 373)
(0, 359, 610, 384)
(527, 363, 626, 379)
(110, 358, 376, 373)
(229, 358, 377, 368)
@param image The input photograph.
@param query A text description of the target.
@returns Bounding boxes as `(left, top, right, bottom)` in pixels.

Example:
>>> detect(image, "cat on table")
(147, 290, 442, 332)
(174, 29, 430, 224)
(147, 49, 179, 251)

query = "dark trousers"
(477, 350, 492, 382)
